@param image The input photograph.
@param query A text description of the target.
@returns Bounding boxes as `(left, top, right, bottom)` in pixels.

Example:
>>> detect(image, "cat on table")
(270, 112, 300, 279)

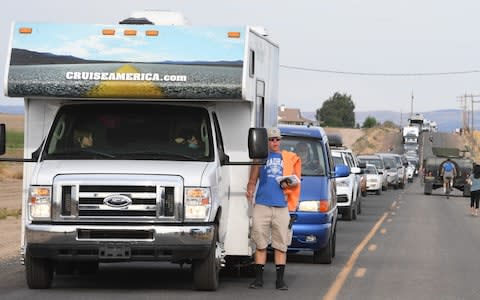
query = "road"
(2, 179, 479, 300)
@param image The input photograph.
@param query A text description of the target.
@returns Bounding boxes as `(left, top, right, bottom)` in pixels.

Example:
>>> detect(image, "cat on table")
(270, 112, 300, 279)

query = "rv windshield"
(44, 104, 214, 161)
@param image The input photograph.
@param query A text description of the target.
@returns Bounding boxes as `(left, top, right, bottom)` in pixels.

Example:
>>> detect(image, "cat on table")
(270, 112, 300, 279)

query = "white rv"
(0, 14, 279, 290)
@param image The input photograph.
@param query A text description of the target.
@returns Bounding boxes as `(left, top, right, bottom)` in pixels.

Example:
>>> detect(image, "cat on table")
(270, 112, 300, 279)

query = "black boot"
(275, 265, 288, 290)
(249, 264, 264, 289)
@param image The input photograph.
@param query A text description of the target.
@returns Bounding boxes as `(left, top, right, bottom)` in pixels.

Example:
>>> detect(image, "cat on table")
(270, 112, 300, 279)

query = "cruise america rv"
(0, 14, 279, 290)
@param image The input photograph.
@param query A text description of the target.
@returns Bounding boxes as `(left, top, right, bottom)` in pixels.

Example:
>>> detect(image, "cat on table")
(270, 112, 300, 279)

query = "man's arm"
(246, 165, 260, 201)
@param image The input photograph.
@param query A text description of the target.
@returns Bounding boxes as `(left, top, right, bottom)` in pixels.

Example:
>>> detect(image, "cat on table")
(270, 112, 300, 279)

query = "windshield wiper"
(49, 149, 116, 159)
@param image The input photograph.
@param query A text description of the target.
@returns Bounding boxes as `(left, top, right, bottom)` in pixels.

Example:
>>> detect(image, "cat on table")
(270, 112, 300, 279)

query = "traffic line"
(354, 268, 367, 278)
(323, 212, 388, 300)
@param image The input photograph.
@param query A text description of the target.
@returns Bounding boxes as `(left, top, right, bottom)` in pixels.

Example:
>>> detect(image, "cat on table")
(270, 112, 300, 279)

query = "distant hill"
(303, 109, 467, 133)
(10, 48, 242, 66)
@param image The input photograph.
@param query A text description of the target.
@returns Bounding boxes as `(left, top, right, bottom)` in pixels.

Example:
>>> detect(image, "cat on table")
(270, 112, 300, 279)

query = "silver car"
(358, 154, 388, 191)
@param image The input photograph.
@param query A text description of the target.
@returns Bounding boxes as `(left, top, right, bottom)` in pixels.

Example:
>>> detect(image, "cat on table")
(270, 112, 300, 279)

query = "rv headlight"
(184, 187, 211, 220)
(29, 186, 52, 220)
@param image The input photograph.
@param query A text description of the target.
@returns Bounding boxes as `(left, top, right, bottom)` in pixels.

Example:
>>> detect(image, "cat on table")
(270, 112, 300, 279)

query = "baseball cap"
(267, 127, 282, 139)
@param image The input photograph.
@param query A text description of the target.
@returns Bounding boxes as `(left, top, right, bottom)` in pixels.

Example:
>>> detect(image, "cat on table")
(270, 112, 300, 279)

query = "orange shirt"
(281, 150, 302, 211)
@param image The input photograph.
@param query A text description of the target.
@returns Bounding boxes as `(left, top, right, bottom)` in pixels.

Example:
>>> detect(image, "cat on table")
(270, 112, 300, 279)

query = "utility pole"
(410, 91, 414, 118)
(458, 94, 468, 133)
(457, 93, 480, 133)
(469, 94, 480, 131)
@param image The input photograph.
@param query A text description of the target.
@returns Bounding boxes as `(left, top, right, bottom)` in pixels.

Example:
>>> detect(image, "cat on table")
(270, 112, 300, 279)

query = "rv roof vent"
(119, 17, 154, 25)
(123, 10, 190, 25)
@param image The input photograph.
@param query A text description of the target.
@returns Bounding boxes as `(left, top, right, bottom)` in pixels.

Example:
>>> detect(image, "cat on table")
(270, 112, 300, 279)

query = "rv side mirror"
(0, 124, 5, 155)
(248, 128, 268, 159)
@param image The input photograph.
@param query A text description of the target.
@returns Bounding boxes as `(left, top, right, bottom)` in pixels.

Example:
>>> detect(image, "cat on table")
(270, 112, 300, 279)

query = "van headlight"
(29, 186, 52, 220)
(298, 200, 330, 212)
(184, 187, 211, 221)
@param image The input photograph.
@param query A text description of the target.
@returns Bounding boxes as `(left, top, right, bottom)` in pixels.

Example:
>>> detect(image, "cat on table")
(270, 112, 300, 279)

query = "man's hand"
(245, 190, 254, 201)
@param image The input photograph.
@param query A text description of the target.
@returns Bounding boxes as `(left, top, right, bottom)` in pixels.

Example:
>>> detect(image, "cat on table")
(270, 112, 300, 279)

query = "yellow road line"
(354, 268, 367, 278)
(323, 212, 388, 300)
(390, 201, 397, 209)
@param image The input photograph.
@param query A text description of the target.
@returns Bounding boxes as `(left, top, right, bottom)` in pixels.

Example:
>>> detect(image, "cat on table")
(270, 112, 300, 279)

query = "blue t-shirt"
(443, 162, 454, 172)
(255, 152, 287, 207)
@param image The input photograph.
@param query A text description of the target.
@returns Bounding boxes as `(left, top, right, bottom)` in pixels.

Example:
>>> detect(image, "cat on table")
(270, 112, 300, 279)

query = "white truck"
(0, 13, 279, 290)
(402, 126, 419, 144)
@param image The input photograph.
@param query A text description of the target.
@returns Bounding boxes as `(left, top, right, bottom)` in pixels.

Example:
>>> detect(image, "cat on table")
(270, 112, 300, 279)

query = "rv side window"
(249, 49, 255, 77)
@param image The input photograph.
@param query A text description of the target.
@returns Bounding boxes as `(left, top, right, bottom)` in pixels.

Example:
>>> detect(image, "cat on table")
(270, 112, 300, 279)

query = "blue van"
(279, 125, 350, 263)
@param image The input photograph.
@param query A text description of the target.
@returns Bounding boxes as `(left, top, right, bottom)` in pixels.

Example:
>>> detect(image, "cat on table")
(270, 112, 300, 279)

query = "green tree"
(362, 116, 377, 128)
(316, 92, 355, 127)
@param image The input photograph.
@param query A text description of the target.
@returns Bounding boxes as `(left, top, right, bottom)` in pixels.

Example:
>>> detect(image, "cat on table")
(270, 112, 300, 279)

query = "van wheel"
(313, 229, 335, 264)
(376, 189, 381, 195)
(352, 201, 358, 220)
(343, 205, 353, 221)
(193, 226, 220, 291)
(26, 249, 53, 289)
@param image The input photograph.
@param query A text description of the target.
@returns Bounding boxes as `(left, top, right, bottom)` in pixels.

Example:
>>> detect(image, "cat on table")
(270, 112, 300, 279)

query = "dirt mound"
(325, 126, 401, 155)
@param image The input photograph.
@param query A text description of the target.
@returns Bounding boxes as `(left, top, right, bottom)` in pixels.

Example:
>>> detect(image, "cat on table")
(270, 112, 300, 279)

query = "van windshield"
(280, 136, 327, 176)
(43, 104, 214, 161)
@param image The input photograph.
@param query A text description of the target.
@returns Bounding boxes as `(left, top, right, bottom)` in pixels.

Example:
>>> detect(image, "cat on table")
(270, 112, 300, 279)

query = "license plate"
(99, 245, 131, 259)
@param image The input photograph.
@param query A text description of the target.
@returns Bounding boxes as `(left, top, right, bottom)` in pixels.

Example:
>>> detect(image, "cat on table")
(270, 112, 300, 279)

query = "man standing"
(245, 127, 301, 290)
(441, 158, 456, 193)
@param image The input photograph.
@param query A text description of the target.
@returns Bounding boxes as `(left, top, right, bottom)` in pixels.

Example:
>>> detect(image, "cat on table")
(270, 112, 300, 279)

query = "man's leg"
(249, 248, 267, 289)
(274, 249, 288, 290)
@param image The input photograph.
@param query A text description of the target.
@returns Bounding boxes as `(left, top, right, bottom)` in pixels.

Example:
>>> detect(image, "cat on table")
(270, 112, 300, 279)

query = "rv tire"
(26, 249, 53, 289)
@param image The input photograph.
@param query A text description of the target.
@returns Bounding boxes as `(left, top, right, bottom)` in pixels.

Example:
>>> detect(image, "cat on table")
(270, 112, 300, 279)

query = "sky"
(1, 0, 480, 114)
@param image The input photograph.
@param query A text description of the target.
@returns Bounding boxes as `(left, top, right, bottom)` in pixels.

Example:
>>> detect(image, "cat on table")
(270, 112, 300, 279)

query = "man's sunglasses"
(268, 138, 281, 142)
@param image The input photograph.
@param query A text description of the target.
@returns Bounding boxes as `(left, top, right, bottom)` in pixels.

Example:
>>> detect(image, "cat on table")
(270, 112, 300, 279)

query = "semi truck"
(0, 12, 279, 290)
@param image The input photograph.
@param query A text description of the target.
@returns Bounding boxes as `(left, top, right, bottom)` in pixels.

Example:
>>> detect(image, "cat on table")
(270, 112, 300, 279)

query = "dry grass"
(352, 126, 399, 155)
(0, 208, 21, 220)
(0, 164, 23, 180)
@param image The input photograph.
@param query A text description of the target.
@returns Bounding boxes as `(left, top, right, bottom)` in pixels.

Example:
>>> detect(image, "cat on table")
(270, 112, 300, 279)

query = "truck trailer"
(0, 13, 279, 290)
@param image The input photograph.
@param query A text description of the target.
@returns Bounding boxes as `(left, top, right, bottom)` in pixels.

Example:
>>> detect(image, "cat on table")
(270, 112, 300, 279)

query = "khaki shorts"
(251, 204, 292, 252)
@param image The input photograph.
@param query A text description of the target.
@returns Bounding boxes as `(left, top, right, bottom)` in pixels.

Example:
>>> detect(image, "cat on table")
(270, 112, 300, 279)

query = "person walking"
(468, 164, 480, 216)
(441, 158, 456, 193)
(245, 127, 301, 290)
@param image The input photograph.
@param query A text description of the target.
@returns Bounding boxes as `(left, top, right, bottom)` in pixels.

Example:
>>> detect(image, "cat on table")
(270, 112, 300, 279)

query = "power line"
(279, 64, 480, 77)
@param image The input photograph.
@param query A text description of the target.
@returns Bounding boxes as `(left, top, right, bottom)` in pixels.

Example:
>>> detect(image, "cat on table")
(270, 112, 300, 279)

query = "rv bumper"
(25, 223, 214, 262)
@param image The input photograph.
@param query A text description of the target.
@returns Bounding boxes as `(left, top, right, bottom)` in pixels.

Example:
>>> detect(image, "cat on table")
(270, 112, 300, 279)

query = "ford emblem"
(103, 194, 132, 208)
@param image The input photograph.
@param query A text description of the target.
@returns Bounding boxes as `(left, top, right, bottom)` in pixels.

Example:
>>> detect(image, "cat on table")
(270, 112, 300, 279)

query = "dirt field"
(0, 113, 24, 131)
